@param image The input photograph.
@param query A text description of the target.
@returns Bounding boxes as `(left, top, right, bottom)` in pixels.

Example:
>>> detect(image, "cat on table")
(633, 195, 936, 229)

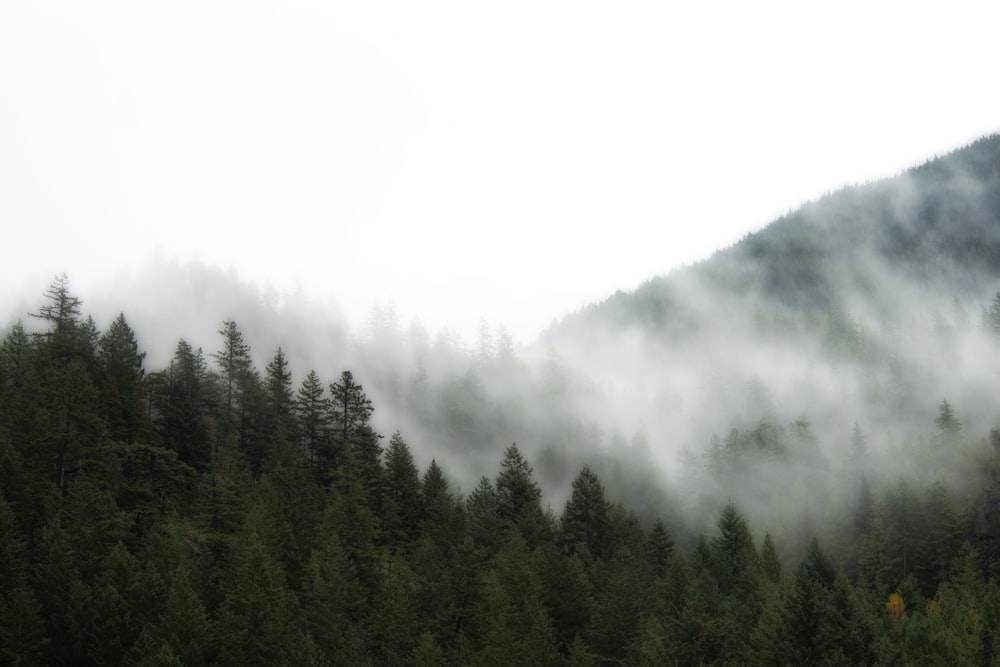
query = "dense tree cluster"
(5, 277, 1000, 665)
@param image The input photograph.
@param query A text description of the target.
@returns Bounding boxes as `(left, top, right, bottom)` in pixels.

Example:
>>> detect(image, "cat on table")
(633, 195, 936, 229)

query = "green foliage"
(157, 340, 214, 471)
(263, 347, 294, 444)
(561, 465, 611, 558)
(8, 269, 1000, 663)
(381, 431, 423, 548)
(329, 370, 382, 504)
(496, 443, 547, 545)
(295, 370, 332, 481)
(214, 531, 301, 665)
(761, 532, 782, 583)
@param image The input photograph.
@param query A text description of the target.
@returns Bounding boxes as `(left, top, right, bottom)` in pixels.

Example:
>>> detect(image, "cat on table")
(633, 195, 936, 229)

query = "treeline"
(4, 276, 1000, 665)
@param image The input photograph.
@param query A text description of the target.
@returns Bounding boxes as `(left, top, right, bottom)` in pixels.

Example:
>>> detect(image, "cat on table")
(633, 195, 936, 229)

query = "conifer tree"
(562, 465, 611, 558)
(213, 321, 251, 420)
(158, 340, 213, 471)
(935, 399, 961, 437)
(467, 476, 503, 552)
(648, 519, 675, 577)
(141, 562, 212, 666)
(213, 321, 268, 470)
(30, 274, 89, 362)
(760, 532, 781, 584)
(495, 443, 544, 537)
(329, 370, 382, 505)
(712, 502, 759, 586)
(263, 347, 294, 443)
(98, 313, 149, 444)
(215, 532, 301, 665)
(381, 431, 423, 548)
(0, 496, 46, 665)
(295, 370, 331, 480)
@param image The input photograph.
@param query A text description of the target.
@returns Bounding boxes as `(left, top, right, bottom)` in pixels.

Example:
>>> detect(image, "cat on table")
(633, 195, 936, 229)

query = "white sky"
(2, 1, 999, 342)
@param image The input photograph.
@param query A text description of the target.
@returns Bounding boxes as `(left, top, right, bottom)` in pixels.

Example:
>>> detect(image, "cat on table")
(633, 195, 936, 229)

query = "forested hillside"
(6, 135, 1000, 664)
(3, 273, 1000, 665)
(554, 134, 1000, 332)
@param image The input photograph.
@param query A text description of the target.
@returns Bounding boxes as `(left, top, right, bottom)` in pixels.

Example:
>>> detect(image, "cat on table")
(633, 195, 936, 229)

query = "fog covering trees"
(3, 135, 1000, 662)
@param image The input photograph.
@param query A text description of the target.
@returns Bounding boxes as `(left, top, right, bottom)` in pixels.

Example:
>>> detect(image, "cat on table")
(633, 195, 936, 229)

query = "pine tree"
(712, 502, 759, 587)
(98, 313, 150, 444)
(85, 541, 145, 665)
(381, 431, 423, 548)
(648, 519, 675, 577)
(561, 465, 611, 558)
(421, 459, 458, 535)
(760, 532, 781, 584)
(467, 476, 503, 552)
(214, 532, 301, 666)
(495, 443, 544, 543)
(34, 516, 88, 664)
(780, 538, 868, 665)
(935, 399, 961, 437)
(213, 321, 267, 470)
(212, 321, 251, 420)
(0, 496, 47, 665)
(30, 274, 87, 362)
(158, 340, 214, 470)
(142, 562, 212, 666)
(263, 347, 294, 444)
(329, 370, 382, 504)
(294, 370, 331, 480)
(303, 534, 367, 663)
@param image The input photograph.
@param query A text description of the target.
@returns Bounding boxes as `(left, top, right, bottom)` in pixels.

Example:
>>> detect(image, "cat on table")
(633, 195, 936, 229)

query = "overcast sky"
(2, 1, 999, 342)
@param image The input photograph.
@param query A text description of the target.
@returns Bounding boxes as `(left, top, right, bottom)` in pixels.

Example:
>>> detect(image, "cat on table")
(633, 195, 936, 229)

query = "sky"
(2, 1, 999, 343)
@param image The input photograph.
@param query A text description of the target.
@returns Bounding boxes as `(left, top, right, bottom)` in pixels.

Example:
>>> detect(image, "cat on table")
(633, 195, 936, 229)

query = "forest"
(3, 272, 1000, 666)
(5, 136, 1000, 665)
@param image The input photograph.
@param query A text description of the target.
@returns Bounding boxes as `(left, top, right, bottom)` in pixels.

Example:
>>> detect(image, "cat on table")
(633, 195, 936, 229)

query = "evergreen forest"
(5, 136, 1000, 665)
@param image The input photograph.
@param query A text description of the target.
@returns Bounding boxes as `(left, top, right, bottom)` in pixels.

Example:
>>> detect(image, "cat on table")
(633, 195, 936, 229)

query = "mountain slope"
(549, 134, 1000, 338)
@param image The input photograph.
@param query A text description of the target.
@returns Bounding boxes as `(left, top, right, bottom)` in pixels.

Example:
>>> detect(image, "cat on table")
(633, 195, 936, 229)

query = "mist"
(6, 136, 999, 569)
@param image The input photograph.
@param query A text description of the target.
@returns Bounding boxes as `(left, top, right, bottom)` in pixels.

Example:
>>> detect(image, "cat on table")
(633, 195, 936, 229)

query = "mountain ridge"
(546, 133, 1000, 340)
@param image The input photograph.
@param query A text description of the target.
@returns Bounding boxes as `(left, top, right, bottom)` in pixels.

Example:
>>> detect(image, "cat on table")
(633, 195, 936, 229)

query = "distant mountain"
(548, 134, 1000, 339)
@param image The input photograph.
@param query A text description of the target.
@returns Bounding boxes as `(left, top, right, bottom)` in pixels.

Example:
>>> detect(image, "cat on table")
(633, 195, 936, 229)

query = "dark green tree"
(0, 496, 46, 665)
(85, 541, 146, 665)
(30, 274, 91, 363)
(157, 340, 213, 471)
(138, 562, 212, 666)
(294, 370, 331, 480)
(467, 476, 503, 552)
(30, 279, 106, 495)
(421, 460, 459, 538)
(648, 519, 675, 577)
(263, 347, 294, 444)
(760, 532, 782, 584)
(712, 502, 759, 588)
(303, 533, 368, 664)
(214, 531, 301, 666)
(495, 443, 545, 544)
(213, 321, 268, 471)
(561, 465, 611, 558)
(779, 538, 869, 665)
(98, 313, 150, 445)
(212, 321, 251, 420)
(381, 431, 423, 548)
(33, 516, 87, 665)
(329, 370, 382, 502)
